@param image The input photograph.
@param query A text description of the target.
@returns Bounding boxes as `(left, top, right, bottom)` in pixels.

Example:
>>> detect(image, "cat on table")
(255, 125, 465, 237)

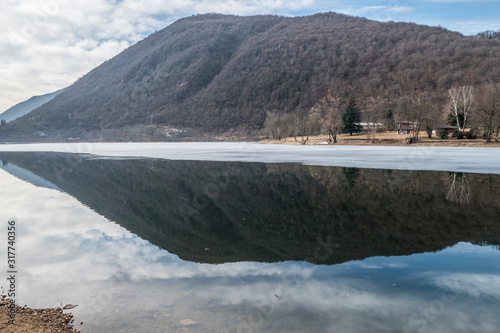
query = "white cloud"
(389, 6, 413, 13)
(0, 0, 315, 112)
(334, 4, 413, 23)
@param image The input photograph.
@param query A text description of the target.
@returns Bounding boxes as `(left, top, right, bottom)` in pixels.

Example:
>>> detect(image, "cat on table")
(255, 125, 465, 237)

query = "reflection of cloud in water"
(446, 242, 499, 253)
(435, 273, 500, 300)
(348, 259, 409, 269)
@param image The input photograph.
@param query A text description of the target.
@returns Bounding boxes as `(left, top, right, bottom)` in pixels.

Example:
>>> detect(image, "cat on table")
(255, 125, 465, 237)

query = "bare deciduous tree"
(449, 85, 474, 132)
(396, 93, 434, 143)
(264, 111, 284, 140)
(312, 95, 343, 143)
(475, 83, 500, 142)
(364, 97, 384, 141)
(296, 108, 313, 142)
(423, 99, 442, 139)
(409, 94, 430, 142)
(264, 110, 319, 142)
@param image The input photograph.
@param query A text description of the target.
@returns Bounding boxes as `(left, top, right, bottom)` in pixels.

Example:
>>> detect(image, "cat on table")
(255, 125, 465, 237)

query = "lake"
(0, 143, 499, 332)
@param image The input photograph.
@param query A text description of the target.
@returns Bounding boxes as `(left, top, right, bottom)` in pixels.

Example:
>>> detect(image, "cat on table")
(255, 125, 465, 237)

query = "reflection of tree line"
(1, 152, 499, 266)
(343, 167, 474, 206)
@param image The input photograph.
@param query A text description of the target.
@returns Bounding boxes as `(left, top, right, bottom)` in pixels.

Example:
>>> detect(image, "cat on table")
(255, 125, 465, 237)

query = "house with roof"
(396, 121, 416, 134)
(433, 125, 458, 135)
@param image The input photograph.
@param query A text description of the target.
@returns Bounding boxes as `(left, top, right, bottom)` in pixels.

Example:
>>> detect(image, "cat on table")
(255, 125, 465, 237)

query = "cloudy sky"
(1, 0, 499, 112)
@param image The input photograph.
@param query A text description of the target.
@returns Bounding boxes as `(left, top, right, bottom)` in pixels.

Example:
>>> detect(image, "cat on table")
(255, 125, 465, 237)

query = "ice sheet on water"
(0, 142, 499, 174)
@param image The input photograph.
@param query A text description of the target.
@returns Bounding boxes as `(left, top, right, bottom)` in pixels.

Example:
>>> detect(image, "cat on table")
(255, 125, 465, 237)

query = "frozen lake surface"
(0, 142, 500, 174)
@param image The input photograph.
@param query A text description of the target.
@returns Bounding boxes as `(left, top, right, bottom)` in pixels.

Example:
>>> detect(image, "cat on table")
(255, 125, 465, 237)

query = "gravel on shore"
(0, 296, 81, 333)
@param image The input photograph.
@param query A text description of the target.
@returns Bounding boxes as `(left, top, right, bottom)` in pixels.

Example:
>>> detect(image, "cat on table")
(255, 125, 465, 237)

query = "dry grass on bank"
(259, 132, 500, 147)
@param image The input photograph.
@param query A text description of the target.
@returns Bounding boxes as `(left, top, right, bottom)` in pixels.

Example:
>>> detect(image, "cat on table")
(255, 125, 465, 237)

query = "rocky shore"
(0, 296, 80, 333)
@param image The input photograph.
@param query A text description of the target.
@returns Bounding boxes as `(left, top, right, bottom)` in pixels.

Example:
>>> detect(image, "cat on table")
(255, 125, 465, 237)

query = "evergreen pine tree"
(342, 98, 362, 135)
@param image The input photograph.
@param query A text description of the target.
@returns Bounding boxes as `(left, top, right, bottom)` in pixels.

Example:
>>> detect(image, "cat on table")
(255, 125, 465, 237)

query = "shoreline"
(0, 297, 80, 333)
(2, 130, 500, 148)
(258, 133, 500, 147)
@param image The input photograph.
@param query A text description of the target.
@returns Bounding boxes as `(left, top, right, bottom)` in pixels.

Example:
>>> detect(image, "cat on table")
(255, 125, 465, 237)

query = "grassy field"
(260, 131, 500, 147)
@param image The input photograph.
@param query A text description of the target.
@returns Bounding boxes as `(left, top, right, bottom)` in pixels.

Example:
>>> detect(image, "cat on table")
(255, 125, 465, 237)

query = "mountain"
(0, 89, 64, 123)
(1, 152, 499, 264)
(2, 13, 500, 142)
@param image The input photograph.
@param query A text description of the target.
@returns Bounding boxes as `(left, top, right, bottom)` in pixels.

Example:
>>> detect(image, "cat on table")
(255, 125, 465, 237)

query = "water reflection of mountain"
(1, 152, 500, 265)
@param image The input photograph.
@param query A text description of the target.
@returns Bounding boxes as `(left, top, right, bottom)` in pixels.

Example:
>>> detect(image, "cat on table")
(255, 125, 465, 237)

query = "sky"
(1, 0, 499, 113)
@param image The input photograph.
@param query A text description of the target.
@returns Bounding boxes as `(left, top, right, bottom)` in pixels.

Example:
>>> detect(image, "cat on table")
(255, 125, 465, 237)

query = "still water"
(0, 150, 499, 332)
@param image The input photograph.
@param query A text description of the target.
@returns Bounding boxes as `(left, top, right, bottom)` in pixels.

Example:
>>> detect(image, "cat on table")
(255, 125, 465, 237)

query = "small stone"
(180, 319, 197, 326)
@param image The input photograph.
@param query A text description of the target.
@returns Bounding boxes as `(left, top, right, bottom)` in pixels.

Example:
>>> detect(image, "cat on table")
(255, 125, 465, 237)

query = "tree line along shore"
(263, 84, 500, 145)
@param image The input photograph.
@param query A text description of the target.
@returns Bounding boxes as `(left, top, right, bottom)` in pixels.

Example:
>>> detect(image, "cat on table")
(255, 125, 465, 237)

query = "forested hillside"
(2, 13, 500, 141)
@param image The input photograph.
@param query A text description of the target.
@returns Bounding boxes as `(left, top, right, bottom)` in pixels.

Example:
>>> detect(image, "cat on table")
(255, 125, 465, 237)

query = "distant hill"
(0, 89, 64, 123)
(2, 13, 500, 142)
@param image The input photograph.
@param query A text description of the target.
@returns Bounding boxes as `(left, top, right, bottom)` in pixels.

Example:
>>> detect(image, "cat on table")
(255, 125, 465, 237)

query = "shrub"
(465, 130, 477, 139)
(452, 130, 465, 139)
(437, 129, 449, 140)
